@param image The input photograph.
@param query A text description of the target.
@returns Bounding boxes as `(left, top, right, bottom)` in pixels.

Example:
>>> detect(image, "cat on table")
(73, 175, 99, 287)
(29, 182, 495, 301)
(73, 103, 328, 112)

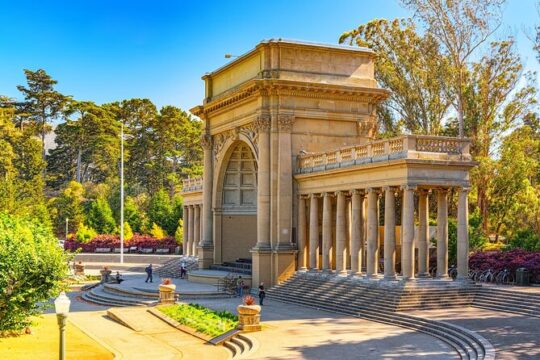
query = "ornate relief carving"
(201, 134, 212, 150)
(278, 114, 294, 132)
(212, 122, 260, 161)
(254, 114, 271, 133)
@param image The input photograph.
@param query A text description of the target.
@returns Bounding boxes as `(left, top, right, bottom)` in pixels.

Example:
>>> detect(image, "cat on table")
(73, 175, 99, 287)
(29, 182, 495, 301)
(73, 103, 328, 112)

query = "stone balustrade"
(182, 177, 203, 193)
(297, 135, 471, 173)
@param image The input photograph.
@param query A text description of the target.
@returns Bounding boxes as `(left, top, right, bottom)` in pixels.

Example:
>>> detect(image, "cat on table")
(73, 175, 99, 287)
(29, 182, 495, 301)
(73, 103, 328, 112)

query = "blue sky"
(1, 0, 539, 113)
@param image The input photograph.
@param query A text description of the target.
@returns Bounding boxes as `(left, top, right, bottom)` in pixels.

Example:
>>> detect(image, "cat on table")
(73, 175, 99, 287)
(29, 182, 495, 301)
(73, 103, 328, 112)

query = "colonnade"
(297, 187, 470, 280)
(183, 204, 203, 257)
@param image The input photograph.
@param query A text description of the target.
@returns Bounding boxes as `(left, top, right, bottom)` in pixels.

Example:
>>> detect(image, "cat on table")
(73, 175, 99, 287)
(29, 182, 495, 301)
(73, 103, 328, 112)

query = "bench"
(140, 248, 154, 254)
(95, 248, 111, 253)
(155, 248, 170, 254)
(113, 248, 121, 253)
(129, 246, 138, 253)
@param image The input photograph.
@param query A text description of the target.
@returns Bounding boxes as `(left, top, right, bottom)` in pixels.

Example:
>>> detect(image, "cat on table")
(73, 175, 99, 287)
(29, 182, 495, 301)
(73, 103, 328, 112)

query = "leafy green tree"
(47, 101, 120, 188)
(149, 222, 166, 239)
(147, 188, 173, 235)
(340, 18, 452, 135)
(16, 69, 69, 162)
(76, 223, 97, 243)
(0, 213, 68, 332)
(85, 197, 116, 234)
(50, 181, 85, 236)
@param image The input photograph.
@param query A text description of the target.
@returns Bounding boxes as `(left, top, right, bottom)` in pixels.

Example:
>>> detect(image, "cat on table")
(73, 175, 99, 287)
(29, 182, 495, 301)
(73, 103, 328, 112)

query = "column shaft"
(193, 205, 201, 256)
(351, 190, 363, 274)
(183, 206, 189, 256)
(298, 197, 307, 270)
(457, 188, 470, 280)
(366, 189, 379, 277)
(322, 193, 333, 271)
(335, 191, 347, 274)
(401, 187, 415, 280)
(309, 195, 319, 270)
(201, 137, 213, 247)
(255, 117, 271, 249)
(188, 205, 195, 257)
(384, 188, 397, 280)
(418, 191, 430, 277)
(437, 190, 449, 278)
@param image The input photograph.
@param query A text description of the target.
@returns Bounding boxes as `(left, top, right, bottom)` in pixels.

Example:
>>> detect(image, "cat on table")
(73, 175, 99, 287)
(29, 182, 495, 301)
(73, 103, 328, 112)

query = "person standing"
(236, 276, 244, 297)
(145, 264, 153, 283)
(258, 282, 265, 306)
(180, 263, 187, 279)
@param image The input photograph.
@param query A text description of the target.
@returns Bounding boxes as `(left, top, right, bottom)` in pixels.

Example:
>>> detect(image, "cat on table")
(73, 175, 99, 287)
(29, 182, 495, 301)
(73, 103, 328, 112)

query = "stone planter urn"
(100, 268, 111, 283)
(159, 280, 177, 304)
(237, 299, 262, 332)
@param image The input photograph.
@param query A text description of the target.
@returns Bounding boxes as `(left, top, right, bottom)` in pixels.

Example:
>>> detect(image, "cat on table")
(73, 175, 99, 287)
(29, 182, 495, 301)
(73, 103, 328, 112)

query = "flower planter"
(159, 284, 177, 304)
(237, 304, 261, 332)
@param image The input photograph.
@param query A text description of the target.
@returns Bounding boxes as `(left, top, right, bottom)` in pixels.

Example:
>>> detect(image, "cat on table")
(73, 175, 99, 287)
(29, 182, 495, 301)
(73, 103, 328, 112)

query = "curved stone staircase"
(267, 272, 495, 360)
(473, 286, 540, 318)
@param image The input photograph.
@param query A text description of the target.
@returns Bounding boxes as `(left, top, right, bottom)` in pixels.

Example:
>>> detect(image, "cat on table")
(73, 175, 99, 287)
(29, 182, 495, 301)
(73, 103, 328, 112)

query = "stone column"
(383, 187, 397, 280)
(193, 205, 201, 257)
(254, 114, 271, 250)
(199, 134, 214, 268)
(457, 188, 470, 280)
(251, 114, 272, 289)
(366, 188, 379, 278)
(183, 206, 189, 256)
(350, 190, 364, 275)
(335, 191, 347, 275)
(322, 192, 333, 271)
(297, 196, 308, 270)
(401, 186, 415, 280)
(309, 194, 319, 270)
(417, 190, 430, 277)
(437, 189, 449, 278)
(276, 115, 294, 249)
(188, 205, 195, 257)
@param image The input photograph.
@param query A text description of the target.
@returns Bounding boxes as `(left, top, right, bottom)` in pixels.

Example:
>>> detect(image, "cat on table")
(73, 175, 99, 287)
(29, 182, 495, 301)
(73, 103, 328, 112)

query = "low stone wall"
(74, 253, 181, 265)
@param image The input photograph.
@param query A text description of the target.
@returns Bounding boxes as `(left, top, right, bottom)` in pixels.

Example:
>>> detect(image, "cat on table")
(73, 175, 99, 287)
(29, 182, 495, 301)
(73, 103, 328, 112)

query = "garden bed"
(156, 303, 237, 338)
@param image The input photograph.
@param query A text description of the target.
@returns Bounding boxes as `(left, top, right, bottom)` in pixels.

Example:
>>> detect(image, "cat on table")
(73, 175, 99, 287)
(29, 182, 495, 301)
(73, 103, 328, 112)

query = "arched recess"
(213, 140, 258, 264)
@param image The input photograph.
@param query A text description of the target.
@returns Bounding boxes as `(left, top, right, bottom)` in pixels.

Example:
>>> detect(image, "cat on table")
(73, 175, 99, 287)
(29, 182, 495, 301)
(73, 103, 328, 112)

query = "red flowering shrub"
(469, 249, 540, 283)
(64, 233, 177, 253)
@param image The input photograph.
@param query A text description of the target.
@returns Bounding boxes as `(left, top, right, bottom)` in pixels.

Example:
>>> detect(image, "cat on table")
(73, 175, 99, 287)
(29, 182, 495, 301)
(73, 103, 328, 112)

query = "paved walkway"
(406, 307, 540, 360)
(191, 297, 457, 360)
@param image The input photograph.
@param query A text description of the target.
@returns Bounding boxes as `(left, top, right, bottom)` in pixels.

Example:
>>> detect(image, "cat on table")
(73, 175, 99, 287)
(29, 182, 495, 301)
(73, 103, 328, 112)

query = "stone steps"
(155, 256, 199, 278)
(223, 334, 254, 359)
(472, 288, 540, 318)
(82, 286, 156, 307)
(267, 273, 494, 360)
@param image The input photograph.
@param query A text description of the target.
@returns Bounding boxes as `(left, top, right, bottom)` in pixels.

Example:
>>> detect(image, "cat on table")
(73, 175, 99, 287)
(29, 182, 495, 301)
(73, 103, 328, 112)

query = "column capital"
(417, 188, 431, 196)
(200, 134, 213, 150)
(436, 187, 449, 195)
(278, 114, 294, 132)
(321, 192, 334, 198)
(366, 187, 380, 195)
(254, 113, 271, 133)
(382, 186, 399, 195)
(350, 189, 364, 196)
(457, 186, 471, 194)
(400, 184, 417, 191)
(334, 190, 346, 197)
(299, 194, 310, 200)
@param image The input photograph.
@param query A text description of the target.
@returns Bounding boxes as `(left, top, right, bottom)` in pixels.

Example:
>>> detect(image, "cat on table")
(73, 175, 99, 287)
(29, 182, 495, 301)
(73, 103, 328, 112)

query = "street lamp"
(54, 292, 71, 360)
(65, 218, 69, 241)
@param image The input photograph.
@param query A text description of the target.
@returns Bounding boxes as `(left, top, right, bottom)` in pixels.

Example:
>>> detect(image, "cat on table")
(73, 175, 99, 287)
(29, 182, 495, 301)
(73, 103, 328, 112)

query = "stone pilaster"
(251, 114, 272, 288)
(322, 192, 333, 271)
(309, 194, 319, 270)
(199, 133, 214, 269)
(457, 187, 470, 281)
(417, 190, 430, 277)
(401, 186, 415, 280)
(297, 195, 308, 270)
(383, 187, 397, 280)
(437, 189, 449, 278)
(366, 188, 379, 278)
(335, 191, 347, 275)
(188, 205, 195, 257)
(350, 190, 364, 275)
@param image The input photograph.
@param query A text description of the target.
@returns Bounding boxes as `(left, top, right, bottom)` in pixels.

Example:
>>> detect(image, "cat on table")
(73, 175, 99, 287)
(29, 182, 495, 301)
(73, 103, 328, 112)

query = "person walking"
(236, 276, 245, 297)
(180, 263, 187, 279)
(145, 264, 153, 283)
(258, 282, 266, 306)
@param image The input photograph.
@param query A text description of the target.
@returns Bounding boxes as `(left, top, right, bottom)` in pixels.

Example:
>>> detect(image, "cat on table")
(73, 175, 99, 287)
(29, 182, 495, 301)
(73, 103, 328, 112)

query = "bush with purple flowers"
(64, 233, 178, 253)
(469, 249, 540, 283)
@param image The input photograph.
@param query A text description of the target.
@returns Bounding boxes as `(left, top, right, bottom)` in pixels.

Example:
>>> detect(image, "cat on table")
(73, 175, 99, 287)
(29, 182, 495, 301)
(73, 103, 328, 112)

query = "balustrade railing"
(296, 135, 471, 173)
(182, 177, 203, 192)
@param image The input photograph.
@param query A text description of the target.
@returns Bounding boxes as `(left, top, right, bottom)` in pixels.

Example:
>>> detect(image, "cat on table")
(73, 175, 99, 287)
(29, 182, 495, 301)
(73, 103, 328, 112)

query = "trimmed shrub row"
(64, 234, 178, 253)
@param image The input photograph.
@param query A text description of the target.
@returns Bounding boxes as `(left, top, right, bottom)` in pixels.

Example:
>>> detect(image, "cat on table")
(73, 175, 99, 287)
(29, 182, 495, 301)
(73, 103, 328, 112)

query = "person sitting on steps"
(115, 271, 124, 284)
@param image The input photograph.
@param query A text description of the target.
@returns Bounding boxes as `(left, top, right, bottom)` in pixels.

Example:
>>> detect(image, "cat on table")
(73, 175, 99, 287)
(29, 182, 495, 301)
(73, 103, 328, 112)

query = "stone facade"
(182, 39, 475, 287)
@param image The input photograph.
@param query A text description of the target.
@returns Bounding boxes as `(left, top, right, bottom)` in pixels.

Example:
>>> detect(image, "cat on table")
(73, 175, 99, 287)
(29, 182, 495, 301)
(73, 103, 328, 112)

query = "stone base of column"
(456, 274, 470, 282)
(416, 272, 431, 278)
(273, 249, 297, 286)
(251, 249, 272, 288)
(365, 273, 381, 280)
(436, 274, 449, 279)
(383, 274, 398, 281)
(197, 245, 214, 270)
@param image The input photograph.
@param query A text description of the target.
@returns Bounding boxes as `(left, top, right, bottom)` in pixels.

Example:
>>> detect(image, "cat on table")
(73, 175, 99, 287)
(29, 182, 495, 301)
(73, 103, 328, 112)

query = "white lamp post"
(120, 122, 124, 264)
(65, 218, 69, 241)
(54, 292, 71, 360)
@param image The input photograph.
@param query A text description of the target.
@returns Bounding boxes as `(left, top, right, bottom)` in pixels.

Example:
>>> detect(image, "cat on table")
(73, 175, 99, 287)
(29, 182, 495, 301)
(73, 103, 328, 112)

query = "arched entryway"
(214, 141, 258, 263)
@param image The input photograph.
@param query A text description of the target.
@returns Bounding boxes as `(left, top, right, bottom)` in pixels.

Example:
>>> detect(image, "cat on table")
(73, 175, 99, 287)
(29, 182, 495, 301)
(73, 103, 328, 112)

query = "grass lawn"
(0, 314, 113, 360)
(158, 303, 238, 337)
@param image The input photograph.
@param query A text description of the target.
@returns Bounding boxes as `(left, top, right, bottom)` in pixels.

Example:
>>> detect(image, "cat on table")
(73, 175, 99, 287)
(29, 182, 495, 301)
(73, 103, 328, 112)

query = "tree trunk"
(76, 148, 82, 182)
